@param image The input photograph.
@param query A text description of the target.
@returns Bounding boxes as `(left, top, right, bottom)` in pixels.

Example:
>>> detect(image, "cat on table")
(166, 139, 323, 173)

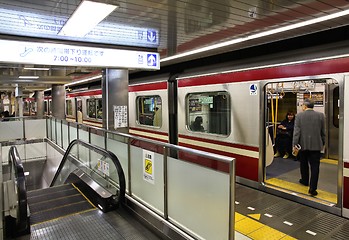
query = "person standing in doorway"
(292, 98, 325, 196)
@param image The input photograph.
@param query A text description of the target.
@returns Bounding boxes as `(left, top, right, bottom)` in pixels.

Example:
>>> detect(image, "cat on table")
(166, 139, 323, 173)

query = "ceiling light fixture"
(19, 76, 39, 79)
(161, 9, 349, 63)
(24, 67, 50, 71)
(58, 0, 118, 37)
(65, 74, 102, 87)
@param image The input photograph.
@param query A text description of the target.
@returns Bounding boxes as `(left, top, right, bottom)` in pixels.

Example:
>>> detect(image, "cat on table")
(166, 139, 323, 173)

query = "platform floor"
(235, 184, 349, 240)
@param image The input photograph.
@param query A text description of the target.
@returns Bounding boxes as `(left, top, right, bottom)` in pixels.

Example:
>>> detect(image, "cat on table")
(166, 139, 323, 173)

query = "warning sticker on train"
(143, 150, 155, 184)
(250, 84, 258, 95)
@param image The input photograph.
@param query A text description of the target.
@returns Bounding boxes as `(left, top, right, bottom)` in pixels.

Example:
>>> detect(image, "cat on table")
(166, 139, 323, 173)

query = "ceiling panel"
(0, 0, 349, 93)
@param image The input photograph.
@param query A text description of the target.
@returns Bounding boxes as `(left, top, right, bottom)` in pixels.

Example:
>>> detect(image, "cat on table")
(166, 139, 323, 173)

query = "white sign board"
(114, 105, 128, 129)
(0, 39, 160, 70)
(97, 159, 110, 176)
(143, 150, 155, 184)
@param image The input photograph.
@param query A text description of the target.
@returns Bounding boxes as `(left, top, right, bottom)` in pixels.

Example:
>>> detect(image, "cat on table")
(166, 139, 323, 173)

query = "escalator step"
(29, 194, 89, 214)
(30, 200, 95, 225)
(28, 187, 79, 205)
(27, 184, 73, 198)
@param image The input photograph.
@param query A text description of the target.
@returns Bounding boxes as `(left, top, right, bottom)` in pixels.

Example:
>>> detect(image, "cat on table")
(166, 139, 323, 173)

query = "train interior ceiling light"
(58, 0, 118, 37)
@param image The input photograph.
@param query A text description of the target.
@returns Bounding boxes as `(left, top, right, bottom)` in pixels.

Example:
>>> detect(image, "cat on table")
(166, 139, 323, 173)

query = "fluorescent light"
(161, 8, 349, 63)
(19, 76, 39, 79)
(24, 67, 50, 71)
(65, 74, 102, 87)
(58, 0, 117, 37)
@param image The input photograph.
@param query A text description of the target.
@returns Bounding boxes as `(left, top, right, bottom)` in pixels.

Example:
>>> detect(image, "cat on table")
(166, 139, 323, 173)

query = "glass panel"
(78, 127, 89, 143)
(91, 132, 104, 149)
(130, 145, 164, 215)
(47, 118, 52, 139)
(136, 95, 162, 127)
(107, 134, 129, 192)
(0, 121, 23, 141)
(51, 119, 56, 143)
(62, 122, 69, 149)
(25, 119, 46, 139)
(56, 120, 62, 147)
(168, 157, 230, 240)
(24, 142, 46, 160)
(70, 124, 78, 142)
(187, 91, 230, 135)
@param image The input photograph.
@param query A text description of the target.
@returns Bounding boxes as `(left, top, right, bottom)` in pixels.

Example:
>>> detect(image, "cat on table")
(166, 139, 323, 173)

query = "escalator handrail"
(51, 139, 126, 202)
(8, 146, 29, 232)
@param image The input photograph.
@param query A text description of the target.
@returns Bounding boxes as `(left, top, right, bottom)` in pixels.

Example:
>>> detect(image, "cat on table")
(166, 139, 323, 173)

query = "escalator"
(3, 139, 126, 238)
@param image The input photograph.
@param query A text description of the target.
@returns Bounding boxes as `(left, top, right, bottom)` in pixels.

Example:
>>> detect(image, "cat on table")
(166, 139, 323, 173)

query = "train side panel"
(129, 82, 169, 143)
(177, 81, 260, 181)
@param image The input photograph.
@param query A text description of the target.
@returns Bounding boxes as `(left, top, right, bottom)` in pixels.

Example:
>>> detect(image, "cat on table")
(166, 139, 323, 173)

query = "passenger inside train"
(274, 111, 295, 159)
(191, 116, 205, 132)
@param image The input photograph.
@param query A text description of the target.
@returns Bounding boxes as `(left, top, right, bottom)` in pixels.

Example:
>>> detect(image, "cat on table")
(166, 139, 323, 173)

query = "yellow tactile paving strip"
(265, 178, 337, 204)
(235, 212, 297, 240)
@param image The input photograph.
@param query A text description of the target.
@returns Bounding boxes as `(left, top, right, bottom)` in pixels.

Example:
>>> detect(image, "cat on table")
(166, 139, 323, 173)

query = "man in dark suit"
(292, 98, 325, 196)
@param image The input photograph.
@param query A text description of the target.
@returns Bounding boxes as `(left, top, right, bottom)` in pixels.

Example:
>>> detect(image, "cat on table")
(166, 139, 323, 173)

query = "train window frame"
(186, 91, 231, 136)
(65, 99, 73, 117)
(136, 95, 162, 128)
(86, 98, 103, 120)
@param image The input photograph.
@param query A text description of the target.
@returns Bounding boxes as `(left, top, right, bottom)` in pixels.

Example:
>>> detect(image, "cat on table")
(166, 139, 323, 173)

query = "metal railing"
(47, 117, 236, 240)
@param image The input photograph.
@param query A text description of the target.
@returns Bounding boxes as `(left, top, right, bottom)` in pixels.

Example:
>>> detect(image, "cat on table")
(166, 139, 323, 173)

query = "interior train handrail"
(51, 139, 126, 203)
(8, 145, 29, 232)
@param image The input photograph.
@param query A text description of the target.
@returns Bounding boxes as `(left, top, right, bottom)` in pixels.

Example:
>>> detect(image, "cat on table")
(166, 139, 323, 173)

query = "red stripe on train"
(179, 142, 258, 181)
(178, 57, 349, 87)
(344, 177, 349, 209)
(129, 127, 169, 137)
(67, 89, 102, 98)
(129, 82, 167, 92)
(179, 134, 259, 152)
(344, 162, 349, 169)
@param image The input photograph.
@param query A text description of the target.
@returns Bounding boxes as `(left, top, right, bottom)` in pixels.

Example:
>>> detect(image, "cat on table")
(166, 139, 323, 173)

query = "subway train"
(44, 42, 349, 217)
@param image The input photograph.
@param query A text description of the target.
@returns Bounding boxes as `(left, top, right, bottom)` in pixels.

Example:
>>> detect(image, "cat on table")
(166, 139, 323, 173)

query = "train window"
(87, 99, 96, 118)
(186, 92, 230, 135)
(87, 98, 103, 120)
(333, 86, 339, 128)
(136, 96, 162, 127)
(96, 99, 103, 119)
(66, 99, 73, 116)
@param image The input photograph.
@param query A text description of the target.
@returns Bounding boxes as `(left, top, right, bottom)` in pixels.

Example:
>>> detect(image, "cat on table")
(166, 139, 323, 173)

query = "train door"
(76, 98, 82, 123)
(263, 78, 341, 208)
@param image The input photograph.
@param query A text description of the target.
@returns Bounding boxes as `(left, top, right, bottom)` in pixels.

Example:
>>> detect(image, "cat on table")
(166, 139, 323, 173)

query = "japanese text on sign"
(143, 150, 155, 184)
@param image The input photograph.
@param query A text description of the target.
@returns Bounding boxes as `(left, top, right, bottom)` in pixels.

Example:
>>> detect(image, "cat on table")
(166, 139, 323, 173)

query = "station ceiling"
(1, 0, 349, 95)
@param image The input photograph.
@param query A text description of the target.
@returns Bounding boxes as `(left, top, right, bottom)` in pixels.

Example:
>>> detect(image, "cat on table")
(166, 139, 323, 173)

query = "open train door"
(262, 78, 341, 212)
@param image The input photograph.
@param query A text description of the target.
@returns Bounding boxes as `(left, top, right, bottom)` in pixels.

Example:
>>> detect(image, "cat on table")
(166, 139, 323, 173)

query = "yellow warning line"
(321, 158, 338, 165)
(235, 212, 297, 240)
(72, 183, 97, 209)
(265, 178, 337, 204)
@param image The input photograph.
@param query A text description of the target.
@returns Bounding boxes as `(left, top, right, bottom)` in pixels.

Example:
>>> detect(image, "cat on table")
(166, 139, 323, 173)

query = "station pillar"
(15, 86, 23, 117)
(35, 90, 44, 118)
(102, 69, 129, 133)
(16, 97, 23, 117)
(51, 85, 66, 119)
